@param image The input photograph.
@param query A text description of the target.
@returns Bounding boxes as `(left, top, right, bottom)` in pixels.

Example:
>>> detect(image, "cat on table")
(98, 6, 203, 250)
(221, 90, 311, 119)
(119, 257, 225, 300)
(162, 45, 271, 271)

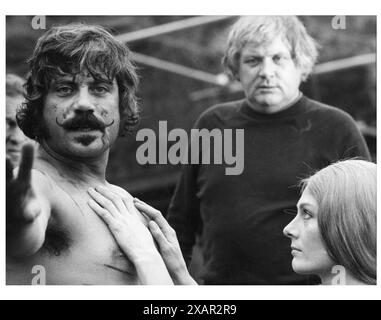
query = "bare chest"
(7, 183, 138, 285)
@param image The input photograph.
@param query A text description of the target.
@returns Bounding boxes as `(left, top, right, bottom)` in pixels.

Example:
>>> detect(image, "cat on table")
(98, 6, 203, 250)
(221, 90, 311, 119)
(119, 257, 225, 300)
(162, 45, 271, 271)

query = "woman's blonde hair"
(301, 159, 376, 284)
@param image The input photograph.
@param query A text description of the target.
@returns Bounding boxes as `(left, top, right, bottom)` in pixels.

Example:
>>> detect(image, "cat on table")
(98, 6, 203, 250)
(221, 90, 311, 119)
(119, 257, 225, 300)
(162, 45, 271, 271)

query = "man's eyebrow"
(51, 77, 114, 86)
(242, 54, 263, 61)
(272, 51, 290, 56)
(243, 51, 289, 57)
(242, 52, 262, 57)
(52, 78, 75, 84)
(92, 79, 114, 85)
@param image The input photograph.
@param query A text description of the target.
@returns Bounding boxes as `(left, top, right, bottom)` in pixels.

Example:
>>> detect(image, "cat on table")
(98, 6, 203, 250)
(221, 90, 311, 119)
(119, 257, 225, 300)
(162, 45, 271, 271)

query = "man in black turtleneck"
(167, 16, 371, 285)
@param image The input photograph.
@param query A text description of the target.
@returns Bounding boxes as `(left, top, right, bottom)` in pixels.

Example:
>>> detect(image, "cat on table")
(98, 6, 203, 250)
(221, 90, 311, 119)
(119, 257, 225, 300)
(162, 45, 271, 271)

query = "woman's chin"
(291, 259, 313, 275)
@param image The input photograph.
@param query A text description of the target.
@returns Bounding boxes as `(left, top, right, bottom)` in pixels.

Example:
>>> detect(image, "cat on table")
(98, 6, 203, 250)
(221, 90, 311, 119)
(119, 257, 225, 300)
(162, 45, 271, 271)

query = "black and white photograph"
(2, 5, 379, 303)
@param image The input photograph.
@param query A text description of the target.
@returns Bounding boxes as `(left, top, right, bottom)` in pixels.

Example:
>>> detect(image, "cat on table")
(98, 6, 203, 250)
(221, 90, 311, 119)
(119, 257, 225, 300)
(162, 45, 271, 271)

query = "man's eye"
(273, 55, 287, 64)
(56, 86, 73, 95)
(245, 58, 261, 65)
(6, 119, 16, 128)
(92, 86, 109, 94)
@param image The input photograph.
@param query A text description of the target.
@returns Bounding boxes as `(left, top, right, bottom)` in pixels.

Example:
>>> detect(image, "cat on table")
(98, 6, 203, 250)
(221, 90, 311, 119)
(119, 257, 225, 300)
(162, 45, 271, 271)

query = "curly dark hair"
(17, 23, 140, 141)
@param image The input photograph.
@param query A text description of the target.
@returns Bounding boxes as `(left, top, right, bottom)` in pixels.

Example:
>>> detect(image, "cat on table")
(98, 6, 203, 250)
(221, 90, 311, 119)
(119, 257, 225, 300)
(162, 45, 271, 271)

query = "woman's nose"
(283, 217, 298, 239)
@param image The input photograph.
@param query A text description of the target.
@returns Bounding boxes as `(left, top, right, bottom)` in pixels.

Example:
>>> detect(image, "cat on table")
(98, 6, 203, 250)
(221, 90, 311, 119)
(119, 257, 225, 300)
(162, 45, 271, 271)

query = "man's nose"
(283, 217, 298, 239)
(73, 87, 95, 112)
(258, 58, 276, 79)
(8, 127, 27, 144)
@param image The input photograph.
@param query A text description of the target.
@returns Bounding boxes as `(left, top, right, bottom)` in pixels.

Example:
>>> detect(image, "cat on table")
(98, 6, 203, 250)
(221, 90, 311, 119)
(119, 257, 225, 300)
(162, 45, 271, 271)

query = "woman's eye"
(303, 209, 312, 219)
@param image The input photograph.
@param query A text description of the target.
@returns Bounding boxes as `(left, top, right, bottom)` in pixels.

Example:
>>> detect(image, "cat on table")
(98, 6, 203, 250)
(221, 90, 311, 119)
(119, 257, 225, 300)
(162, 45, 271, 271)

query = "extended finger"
(17, 144, 34, 184)
(94, 185, 127, 215)
(88, 199, 115, 227)
(87, 188, 119, 217)
(134, 199, 176, 241)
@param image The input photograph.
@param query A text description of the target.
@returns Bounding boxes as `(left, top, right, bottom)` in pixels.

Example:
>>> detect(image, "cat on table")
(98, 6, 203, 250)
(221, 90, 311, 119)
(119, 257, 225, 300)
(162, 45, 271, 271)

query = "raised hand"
(133, 198, 197, 285)
(7, 143, 40, 228)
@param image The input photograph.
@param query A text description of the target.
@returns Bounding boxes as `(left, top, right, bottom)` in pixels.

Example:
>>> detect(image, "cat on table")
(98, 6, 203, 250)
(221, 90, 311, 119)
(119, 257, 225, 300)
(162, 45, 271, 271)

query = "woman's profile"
(283, 159, 376, 285)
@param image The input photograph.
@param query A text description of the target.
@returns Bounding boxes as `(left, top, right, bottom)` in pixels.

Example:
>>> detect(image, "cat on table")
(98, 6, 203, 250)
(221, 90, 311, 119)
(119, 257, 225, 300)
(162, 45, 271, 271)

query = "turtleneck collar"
(240, 93, 307, 121)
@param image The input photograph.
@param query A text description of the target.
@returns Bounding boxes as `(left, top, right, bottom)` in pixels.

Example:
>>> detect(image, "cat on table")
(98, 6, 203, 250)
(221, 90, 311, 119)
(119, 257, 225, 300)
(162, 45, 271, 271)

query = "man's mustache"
(55, 113, 115, 132)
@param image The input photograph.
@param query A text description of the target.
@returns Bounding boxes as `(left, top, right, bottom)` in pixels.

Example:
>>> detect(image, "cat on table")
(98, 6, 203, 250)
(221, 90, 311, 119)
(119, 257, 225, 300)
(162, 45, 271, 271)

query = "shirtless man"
(6, 24, 168, 285)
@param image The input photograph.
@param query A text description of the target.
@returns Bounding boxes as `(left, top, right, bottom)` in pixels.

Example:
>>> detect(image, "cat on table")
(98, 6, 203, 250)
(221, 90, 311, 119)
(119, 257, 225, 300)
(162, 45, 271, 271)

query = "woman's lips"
(291, 246, 302, 255)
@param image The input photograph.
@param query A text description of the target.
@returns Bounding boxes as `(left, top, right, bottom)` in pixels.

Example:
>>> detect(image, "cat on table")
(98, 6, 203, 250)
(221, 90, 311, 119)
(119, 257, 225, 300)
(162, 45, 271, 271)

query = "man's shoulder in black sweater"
(195, 95, 359, 131)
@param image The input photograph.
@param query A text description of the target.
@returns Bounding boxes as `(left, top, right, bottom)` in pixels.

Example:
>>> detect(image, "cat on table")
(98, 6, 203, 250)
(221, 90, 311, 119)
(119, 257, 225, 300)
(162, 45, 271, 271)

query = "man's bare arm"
(6, 144, 52, 259)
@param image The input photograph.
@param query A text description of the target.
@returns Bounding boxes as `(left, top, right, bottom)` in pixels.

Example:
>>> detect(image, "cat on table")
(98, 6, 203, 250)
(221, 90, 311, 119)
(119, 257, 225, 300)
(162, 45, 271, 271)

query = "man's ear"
(300, 71, 308, 83)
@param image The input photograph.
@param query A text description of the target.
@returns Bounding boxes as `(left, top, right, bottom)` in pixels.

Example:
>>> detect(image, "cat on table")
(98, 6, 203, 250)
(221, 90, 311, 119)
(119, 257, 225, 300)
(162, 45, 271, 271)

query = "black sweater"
(167, 95, 371, 285)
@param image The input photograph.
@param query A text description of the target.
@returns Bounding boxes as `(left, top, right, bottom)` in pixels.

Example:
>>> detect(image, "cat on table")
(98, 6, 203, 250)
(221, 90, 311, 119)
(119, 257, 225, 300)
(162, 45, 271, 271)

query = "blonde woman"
(283, 160, 376, 285)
